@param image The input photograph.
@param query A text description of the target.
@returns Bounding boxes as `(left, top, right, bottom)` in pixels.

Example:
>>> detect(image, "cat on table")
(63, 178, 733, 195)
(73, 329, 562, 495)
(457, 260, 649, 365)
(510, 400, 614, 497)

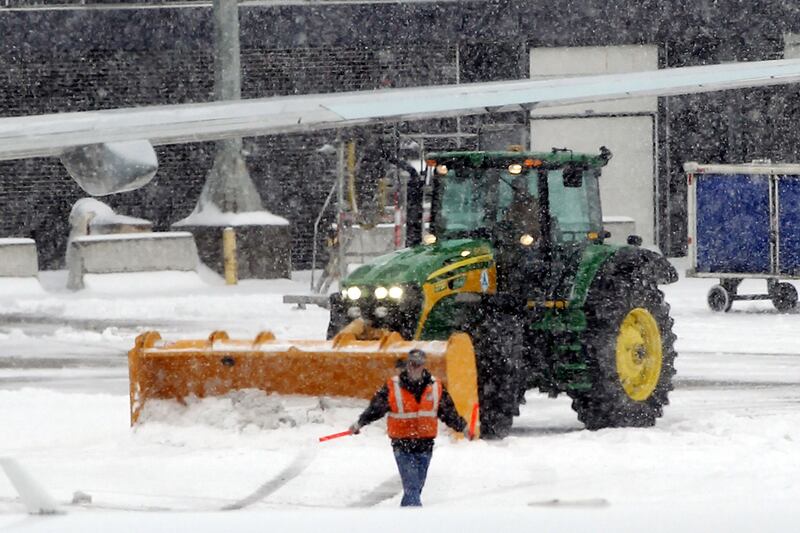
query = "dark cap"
(407, 349, 426, 365)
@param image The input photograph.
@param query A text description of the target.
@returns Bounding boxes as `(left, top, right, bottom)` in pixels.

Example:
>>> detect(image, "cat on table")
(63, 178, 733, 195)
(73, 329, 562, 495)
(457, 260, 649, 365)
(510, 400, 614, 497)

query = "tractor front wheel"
(571, 272, 677, 430)
(471, 308, 525, 439)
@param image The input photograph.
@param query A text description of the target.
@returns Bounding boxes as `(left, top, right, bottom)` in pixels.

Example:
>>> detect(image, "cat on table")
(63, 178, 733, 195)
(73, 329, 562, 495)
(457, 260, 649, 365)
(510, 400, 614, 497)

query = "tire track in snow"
(221, 449, 317, 511)
(346, 476, 402, 507)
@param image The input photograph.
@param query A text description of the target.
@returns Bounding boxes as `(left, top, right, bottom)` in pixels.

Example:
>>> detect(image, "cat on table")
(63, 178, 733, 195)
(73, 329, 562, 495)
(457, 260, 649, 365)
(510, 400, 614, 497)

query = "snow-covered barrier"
(0, 238, 38, 277)
(0, 238, 43, 294)
(67, 231, 199, 290)
(346, 224, 398, 265)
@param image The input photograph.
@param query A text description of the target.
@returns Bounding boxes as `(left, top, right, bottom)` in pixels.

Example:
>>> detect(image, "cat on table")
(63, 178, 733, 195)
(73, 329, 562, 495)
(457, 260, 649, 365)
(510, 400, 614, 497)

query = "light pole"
(197, 0, 262, 213)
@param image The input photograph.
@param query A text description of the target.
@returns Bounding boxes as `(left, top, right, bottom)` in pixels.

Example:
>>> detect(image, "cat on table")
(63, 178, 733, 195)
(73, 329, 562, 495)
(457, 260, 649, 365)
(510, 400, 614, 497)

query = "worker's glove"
(349, 422, 361, 435)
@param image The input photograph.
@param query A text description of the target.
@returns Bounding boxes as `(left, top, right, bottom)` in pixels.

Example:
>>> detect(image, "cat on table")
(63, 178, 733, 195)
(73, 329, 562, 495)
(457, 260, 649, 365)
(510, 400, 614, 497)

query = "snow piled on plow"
(137, 390, 363, 431)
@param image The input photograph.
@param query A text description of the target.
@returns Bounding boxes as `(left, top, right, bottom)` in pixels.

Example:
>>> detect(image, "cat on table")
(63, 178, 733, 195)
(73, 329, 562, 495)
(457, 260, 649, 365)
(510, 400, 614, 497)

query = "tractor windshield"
(432, 164, 603, 242)
(433, 167, 536, 234)
(547, 168, 603, 241)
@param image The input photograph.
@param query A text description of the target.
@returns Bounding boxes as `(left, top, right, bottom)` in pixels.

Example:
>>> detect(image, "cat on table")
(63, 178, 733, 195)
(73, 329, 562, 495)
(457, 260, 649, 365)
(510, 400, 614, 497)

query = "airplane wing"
(2, 57, 800, 194)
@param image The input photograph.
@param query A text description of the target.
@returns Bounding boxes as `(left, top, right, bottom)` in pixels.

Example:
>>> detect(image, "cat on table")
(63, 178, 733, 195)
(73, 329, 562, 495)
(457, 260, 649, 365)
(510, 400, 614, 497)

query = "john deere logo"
(480, 270, 489, 292)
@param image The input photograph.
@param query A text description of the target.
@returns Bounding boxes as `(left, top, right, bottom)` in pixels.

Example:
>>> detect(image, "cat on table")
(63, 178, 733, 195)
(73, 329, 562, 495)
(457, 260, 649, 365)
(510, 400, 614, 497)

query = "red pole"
(469, 403, 479, 437)
(318, 430, 353, 442)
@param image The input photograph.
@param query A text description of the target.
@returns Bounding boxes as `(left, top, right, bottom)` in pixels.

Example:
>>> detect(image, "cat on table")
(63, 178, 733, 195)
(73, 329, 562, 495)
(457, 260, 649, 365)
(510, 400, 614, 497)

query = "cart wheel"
(707, 285, 732, 312)
(770, 282, 798, 312)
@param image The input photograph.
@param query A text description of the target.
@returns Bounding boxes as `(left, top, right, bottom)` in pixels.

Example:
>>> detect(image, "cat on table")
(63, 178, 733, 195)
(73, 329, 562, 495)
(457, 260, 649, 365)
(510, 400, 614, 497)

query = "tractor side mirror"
(627, 235, 643, 247)
(562, 165, 583, 188)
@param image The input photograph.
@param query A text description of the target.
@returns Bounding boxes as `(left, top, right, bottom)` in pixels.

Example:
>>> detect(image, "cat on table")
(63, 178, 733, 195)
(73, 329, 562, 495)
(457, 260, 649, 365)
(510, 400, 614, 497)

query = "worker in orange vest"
(349, 348, 473, 506)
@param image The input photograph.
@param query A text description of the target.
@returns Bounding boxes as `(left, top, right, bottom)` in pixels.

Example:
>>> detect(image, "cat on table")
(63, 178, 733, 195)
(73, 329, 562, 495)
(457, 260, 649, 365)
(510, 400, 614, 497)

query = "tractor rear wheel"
(471, 308, 525, 439)
(571, 271, 677, 430)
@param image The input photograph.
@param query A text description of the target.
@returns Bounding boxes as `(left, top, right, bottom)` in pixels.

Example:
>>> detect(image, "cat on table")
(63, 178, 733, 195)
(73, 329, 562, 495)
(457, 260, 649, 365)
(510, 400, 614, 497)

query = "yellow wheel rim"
(615, 307, 663, 401)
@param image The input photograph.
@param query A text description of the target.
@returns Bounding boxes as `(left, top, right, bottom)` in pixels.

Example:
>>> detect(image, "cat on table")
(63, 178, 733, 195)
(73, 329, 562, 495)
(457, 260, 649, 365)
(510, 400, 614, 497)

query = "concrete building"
(2, 0, 800, 269)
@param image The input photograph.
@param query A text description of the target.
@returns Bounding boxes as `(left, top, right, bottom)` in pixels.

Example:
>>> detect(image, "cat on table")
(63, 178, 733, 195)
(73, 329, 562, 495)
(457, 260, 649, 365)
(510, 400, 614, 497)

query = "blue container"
(685, 161, 800, 312)
(778, 176, 800, 276)
(695, 173, 770, 274)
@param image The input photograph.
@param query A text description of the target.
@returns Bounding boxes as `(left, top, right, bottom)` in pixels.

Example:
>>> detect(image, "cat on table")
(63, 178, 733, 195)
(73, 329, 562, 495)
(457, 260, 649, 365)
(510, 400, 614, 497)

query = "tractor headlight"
(374, 286, 388, 300)
(388, 286, 404, 300)
(423, 233, 437, 245)
(345, 286, 362, 300)
(520, 233, 535, 246)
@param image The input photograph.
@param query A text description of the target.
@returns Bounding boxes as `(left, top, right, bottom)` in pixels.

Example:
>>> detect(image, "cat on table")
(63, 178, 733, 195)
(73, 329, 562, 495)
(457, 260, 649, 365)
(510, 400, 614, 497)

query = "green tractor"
(328, 148, 678, 438)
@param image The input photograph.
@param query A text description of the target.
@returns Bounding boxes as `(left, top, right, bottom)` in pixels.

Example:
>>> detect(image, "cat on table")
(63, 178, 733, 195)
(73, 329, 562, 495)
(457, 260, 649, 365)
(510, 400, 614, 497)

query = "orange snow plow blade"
(128, 329, 479, 431)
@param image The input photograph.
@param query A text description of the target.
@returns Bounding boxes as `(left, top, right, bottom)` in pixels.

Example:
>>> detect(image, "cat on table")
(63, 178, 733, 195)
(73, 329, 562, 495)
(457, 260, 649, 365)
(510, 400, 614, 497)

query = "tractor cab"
(425, 150, 610, 245)
(422, 149, 612, 291)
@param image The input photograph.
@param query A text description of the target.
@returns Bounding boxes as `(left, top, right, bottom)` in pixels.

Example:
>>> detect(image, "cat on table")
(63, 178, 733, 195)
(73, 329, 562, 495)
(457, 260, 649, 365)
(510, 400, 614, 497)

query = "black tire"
(570, 270, 677, 430)
(770, 282, 797, 313)
(707, 285, 732, 312)
(471, 308, 526, 439)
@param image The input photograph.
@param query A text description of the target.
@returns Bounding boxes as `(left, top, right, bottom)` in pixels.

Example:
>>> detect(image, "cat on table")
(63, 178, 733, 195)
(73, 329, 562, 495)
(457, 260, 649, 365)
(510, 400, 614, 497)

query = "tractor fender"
(570, 245, 677, 309)
(603, 247, 679, 286)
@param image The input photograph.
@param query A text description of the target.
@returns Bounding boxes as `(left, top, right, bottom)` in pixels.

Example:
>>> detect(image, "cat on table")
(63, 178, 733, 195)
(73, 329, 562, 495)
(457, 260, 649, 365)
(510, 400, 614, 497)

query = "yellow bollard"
(223, 226, 238, 285)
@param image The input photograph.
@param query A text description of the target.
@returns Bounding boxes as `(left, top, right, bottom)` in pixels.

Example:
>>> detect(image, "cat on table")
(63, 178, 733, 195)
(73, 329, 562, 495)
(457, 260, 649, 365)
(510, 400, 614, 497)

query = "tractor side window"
(547, 169, 603, 241)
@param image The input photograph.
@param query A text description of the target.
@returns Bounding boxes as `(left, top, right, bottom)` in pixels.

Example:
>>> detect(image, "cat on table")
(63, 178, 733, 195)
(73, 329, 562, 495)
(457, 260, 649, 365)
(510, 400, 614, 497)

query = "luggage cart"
(685, 161, 800, 312)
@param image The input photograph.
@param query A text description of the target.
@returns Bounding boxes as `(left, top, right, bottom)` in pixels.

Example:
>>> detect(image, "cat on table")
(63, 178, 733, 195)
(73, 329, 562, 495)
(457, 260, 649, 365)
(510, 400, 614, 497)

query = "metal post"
(337, 139, 348, 282)
(196, 0, 262, 214)
(310, 181, 337, 292)
(223, 226, 238, 285)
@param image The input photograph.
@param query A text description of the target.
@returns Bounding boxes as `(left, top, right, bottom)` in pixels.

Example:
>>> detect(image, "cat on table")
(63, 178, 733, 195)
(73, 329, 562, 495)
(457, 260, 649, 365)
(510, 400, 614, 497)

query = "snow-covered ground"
(0, 259, 799, 532)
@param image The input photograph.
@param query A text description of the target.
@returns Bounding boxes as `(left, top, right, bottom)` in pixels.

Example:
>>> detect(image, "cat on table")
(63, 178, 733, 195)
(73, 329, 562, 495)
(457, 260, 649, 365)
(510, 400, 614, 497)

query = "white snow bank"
(137, 390, 349, 431)
(1, 503, 798, 533)
(81, 271, 206, 293)
(0, 277, 44, 296)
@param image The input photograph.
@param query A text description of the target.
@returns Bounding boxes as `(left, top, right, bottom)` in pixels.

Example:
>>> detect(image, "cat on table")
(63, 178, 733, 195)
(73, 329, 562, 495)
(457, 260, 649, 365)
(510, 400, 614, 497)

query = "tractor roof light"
(508, 163, 523, 175)
(435, 164, 449, 175)
(423, 233, 437, 245)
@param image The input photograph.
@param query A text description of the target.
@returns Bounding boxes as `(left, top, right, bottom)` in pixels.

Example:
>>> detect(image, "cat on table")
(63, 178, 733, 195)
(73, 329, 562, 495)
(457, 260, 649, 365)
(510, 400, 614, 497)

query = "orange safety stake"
(318, 430, 353, 443)
(469, 403, 479, 437)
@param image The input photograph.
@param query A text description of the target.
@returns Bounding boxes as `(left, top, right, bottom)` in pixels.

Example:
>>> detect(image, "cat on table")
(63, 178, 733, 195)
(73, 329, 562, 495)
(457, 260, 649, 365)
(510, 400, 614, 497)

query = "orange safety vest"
(386, 376, 442, 439)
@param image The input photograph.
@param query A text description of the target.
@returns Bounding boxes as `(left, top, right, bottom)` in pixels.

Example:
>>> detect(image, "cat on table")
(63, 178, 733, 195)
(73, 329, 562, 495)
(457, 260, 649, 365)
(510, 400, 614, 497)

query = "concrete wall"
(0, 238, 38, 277)
(530, 45, 658, 246)
(67, 231, 198, 290)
